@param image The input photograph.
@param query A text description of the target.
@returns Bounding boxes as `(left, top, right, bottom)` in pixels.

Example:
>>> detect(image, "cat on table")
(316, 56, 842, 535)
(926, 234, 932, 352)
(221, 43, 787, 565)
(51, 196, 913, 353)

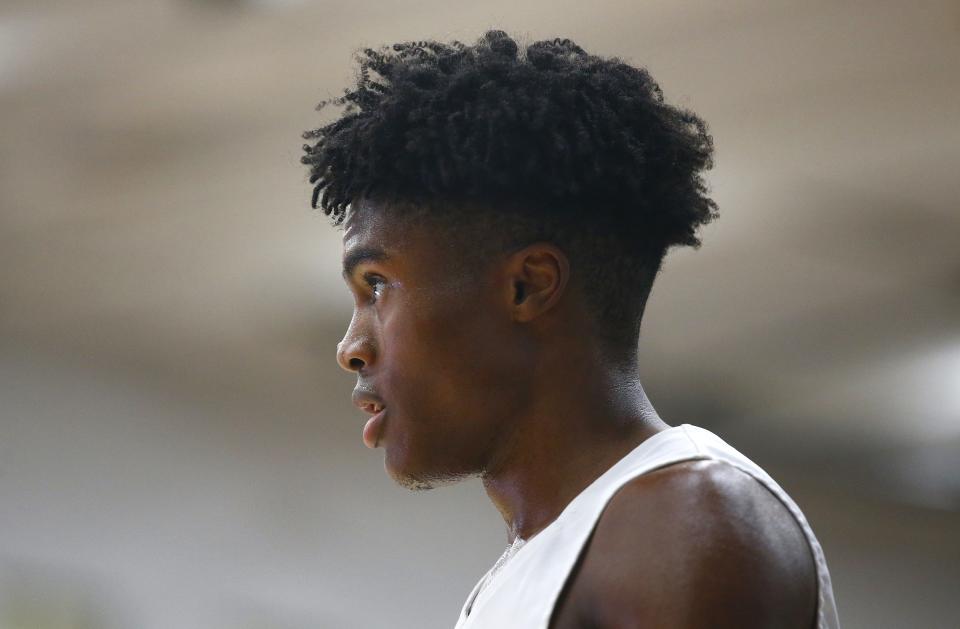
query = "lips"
(352, 386, 387, 448)
(362, 408, 386, 449)
(352, 388, 386, 414)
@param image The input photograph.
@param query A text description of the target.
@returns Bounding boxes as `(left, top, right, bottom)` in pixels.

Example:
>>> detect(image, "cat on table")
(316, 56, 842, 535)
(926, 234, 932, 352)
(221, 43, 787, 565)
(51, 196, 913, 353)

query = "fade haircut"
(302, 29, 717, 366)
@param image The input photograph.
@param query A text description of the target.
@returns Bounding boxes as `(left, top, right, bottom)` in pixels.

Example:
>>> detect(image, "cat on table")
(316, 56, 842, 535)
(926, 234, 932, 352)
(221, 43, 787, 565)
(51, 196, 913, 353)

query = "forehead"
(341, 199, 447, 275)
(343, 200, 394, 244)
(341, 200, 497, 291)
(342, 199, 414, 253)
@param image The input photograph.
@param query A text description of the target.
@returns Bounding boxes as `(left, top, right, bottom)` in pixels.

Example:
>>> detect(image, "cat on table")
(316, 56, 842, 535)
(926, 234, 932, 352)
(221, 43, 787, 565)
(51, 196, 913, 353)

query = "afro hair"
(302, 29, 718, 363)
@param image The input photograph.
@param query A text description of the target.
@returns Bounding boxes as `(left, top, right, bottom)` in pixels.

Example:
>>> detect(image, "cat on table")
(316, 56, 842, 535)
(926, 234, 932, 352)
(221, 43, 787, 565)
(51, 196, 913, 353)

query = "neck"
(480, 347, 668, 544)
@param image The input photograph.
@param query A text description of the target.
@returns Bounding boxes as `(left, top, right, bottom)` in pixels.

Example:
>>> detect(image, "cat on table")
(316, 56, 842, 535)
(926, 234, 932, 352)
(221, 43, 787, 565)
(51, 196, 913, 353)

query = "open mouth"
(362, 406, 387, 448)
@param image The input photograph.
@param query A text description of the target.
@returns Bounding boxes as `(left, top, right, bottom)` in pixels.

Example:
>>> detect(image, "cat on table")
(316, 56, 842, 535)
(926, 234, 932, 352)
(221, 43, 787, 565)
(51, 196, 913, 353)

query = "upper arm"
(568, 460, 818, 629)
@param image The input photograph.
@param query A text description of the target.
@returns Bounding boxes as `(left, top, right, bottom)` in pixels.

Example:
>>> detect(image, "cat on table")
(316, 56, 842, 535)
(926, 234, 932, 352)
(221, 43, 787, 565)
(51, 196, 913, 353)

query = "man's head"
(302, 30, 717, 489)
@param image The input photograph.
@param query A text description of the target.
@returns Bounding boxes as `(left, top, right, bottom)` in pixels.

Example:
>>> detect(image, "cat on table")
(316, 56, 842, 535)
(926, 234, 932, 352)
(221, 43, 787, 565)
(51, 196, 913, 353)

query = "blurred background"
(1, 0, 958, 627)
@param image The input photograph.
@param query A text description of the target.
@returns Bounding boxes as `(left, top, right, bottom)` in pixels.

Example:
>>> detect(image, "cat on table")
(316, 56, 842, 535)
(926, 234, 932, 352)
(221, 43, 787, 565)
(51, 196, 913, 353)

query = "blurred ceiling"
(1, 0, 959, 508)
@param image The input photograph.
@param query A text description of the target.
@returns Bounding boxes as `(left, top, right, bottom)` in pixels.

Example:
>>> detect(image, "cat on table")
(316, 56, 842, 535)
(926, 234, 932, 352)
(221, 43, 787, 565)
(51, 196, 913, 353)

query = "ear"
(504, 243, 570, 323)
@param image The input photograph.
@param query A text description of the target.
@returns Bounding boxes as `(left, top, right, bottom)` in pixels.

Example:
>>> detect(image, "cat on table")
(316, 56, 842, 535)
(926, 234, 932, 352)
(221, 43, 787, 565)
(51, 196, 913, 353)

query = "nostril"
(349, 357, 365, 370)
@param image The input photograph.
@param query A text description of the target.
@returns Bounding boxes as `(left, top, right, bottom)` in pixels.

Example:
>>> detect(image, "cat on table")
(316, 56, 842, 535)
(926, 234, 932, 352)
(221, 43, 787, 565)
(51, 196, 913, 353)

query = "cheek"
(381, 296, 527, 429)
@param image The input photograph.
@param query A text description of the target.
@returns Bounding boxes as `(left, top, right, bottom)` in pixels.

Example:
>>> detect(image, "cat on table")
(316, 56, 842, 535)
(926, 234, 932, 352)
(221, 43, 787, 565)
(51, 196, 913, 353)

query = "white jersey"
(454, 424, 840, 629)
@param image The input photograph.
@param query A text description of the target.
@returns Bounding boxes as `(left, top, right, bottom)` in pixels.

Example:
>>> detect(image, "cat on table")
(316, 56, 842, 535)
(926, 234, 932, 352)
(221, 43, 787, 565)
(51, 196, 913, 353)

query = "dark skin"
(337, 199, 817, 628)
(549, 461, 818, 629)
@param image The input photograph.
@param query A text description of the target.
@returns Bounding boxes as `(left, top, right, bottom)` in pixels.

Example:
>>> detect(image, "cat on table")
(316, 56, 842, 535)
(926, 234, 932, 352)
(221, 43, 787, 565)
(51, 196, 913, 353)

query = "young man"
(302, 30, 839, 629)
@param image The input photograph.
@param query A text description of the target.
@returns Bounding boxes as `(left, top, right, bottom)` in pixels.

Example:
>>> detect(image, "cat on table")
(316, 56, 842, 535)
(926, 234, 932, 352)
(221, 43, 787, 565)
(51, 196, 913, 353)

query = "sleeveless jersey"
(454, 423, 840, 629)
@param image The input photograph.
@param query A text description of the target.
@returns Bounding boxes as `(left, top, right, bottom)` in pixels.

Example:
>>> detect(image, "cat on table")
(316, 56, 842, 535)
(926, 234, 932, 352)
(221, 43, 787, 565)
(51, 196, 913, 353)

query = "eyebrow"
(342, 245, 391, 280)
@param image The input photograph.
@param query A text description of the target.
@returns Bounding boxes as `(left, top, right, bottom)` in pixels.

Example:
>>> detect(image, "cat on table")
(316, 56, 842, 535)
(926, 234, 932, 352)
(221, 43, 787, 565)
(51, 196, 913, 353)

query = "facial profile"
(337, 199, 539, 490)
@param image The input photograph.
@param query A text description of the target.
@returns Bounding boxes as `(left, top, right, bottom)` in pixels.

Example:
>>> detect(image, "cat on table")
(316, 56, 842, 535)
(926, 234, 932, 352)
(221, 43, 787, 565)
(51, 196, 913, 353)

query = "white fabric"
(454, 424, 840, 629)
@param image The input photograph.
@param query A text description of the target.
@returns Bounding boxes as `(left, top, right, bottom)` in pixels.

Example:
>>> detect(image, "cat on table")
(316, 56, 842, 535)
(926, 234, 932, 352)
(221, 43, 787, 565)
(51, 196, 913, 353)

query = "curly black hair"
(302, 30, 717, 365)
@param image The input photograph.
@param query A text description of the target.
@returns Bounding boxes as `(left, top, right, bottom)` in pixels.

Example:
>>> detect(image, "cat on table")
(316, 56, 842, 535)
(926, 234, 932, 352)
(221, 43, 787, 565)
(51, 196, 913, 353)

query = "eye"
(363, 273, 387, 300)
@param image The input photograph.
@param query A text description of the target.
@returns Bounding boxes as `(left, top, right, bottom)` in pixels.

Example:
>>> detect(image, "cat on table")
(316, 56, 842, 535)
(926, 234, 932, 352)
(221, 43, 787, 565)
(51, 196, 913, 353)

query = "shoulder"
(555, 459, 818, 629)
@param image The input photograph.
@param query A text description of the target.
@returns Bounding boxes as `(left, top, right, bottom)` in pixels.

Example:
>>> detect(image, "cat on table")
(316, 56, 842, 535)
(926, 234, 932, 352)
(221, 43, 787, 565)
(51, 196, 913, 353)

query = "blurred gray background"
(1, 1, 958, 627)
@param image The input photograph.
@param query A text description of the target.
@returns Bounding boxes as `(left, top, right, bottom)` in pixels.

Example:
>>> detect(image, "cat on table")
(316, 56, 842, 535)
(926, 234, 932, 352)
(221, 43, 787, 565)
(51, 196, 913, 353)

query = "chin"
(384, 448, 466, 492)
(392, 473, 439, 492)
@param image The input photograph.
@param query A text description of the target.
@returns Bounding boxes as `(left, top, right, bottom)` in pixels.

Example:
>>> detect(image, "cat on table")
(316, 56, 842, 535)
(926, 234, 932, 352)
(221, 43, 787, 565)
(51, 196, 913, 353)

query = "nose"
(336, 311, 376, 373)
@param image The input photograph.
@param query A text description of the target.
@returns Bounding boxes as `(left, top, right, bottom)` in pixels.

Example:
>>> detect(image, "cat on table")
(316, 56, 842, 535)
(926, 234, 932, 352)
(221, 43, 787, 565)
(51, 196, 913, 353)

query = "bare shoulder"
(550, 459, 818, 629)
